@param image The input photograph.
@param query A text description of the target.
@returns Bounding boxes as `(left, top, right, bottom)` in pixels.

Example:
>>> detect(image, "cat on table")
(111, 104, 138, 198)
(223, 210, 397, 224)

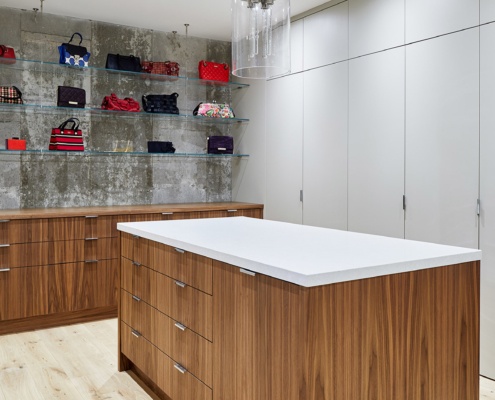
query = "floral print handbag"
(193, 102, 235, 118)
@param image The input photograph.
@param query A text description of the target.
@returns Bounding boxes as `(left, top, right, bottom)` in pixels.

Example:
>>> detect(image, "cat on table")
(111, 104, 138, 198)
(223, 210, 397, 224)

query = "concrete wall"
(0, 7, 235, 209)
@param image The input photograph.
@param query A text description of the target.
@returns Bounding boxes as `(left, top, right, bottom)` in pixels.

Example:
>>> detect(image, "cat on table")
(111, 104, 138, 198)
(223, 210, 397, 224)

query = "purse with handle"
(142, 93, 179, 114)
(49, 118, 84, 151)
(198, 60, 230, 82)
(0, 45, 16, 64)
(193, 102, 234, 118)
(57, 86, 86, 108)
(101, 93, 140, 112)
(141, 61, 180, 76)
(106, 54, 142, 72)
(0, 86, 23, 104)
(58, 33, 91, 67)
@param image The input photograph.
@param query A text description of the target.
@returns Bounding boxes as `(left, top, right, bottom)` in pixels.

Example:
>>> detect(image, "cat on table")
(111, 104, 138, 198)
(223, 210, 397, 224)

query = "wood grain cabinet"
(0, 202, 263, 335)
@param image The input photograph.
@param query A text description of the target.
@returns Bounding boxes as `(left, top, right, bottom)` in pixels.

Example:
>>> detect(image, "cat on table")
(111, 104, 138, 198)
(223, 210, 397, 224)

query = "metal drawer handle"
(175, 280, 187, 288)
(85, 260, 98, 263)
(162, 212, 173, 215)
(0, 268, 11, 273)
(174, 248, 185, 254)
(85, 215, 98, 219)
(132, 261, 141, 267)
(131, 330, 141, 338)
(0, 220, 10, 223)
(240, 268, 256, 277)
(85, 237, 98, 241)
(227, 209, 238, 213)
(174, 322, 187, 331)
(174, 363, 187, 374)
(132, 295, 141, 302)
(0, 244, 10, 248)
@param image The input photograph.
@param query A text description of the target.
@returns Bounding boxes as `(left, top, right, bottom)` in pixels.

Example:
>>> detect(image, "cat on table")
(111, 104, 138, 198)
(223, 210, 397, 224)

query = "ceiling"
(1, 0, 331, 41)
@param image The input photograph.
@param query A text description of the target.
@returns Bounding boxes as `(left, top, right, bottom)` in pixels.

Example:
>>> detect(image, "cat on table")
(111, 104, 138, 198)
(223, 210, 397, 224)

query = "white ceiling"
(1, 0, 331, 41)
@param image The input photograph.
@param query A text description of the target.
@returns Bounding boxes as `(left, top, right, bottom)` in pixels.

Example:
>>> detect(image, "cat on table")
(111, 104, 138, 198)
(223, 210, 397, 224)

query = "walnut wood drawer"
(83, 237, 118, 261)
(84, 215, 122, 239)
(0, 242, 48, 268)
(121, 289, 153, 340)
(155, 272, 212, 341)
(167, 351, 213, 400)
(149, 242, 212, 295)
(152, 302, 213, 388)
(47, 240, 84, 265)
(121, 257, 156, 306)
(121, 232, 150, 266)
(0, 219, 47, 244)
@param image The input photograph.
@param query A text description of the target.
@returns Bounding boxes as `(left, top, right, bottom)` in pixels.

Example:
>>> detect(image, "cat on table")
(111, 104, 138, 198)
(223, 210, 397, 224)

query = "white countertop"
(117, 217, 481, 287)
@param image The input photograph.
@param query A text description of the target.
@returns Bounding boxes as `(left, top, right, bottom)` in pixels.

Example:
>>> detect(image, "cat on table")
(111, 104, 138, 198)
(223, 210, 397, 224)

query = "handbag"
(193, 102, 235, 118)
(207, 136, 234, 154)
(106, 54, 142, 72)
(57, 86, 86, 108)
(49, 118, 84, 151)
(198, 60, 230, 82)
(101, 93, 140, 112)
(142, 93, 179, 114)
(147, 141, 176, 153)
(141, 61, 180, 76)
(58, 33, 91, 67)
(0, 45, 16, 64)
(0, 86, 23, 104)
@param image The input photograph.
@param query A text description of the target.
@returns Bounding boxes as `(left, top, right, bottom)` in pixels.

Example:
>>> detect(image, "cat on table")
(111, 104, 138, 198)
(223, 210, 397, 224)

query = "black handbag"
(147, 141, 176, 153)
(105, 54, 142, 72)
(57, 86, 86, 108)
(142, 93, 179, 114)
(207, 136, 233, 154)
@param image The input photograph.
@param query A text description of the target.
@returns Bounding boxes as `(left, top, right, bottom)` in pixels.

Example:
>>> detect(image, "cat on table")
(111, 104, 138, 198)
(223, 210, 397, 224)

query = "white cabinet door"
(290, 19, 304, 74)
(348, 48, 405, 238)
(481, 0, 495, 24)
(349, 0, 405, 58)
(480, 23, 495, 380)
(265, 74, 303, 223)
(303, 2, 348, 70)
(405, 0, 479, 43)
(405, 29, 479, 249)
(303, 62, 348, 230)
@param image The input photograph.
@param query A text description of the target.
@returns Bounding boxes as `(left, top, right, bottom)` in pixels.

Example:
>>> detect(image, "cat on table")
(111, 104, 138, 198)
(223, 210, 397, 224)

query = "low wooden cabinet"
(0, 202, 263, 335)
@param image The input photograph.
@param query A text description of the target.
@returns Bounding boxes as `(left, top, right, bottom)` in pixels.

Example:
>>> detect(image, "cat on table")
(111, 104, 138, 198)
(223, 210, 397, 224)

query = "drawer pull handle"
(132, 261, 141, 267)
(174, 248, 185, 254)
(227, 209, 238, 213)
(85, 260, 98, 263)
(0, 244, 10, 248)
(240, 268, 256, 277)
(174, 363, 187, 374)
(174, 322, 187, 331)
(0, 268, 11, 273)
(85, 215, 98, 219)
(175, 280, 187, 288)
(162, 212, 173, 215)
(131, 330, 141, 338)
(132, 295, 141, 302)
(0, 220, 10, 223)
(85, 237, 98, 241)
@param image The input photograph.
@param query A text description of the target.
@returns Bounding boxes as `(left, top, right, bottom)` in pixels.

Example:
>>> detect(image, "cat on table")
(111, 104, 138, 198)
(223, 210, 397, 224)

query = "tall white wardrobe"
(234, 0, 495, 379)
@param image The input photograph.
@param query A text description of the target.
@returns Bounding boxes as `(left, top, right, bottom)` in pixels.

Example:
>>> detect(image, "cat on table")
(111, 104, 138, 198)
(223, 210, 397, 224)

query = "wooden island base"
(118, 227, 479, 400)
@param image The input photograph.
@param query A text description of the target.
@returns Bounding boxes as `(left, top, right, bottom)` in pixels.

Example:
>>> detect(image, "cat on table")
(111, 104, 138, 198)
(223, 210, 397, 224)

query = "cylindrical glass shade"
(232, 0, 290, 79)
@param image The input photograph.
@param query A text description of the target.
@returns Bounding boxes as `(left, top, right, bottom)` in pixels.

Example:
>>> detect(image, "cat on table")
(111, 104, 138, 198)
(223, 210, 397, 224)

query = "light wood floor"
(0, 318, 494, 400)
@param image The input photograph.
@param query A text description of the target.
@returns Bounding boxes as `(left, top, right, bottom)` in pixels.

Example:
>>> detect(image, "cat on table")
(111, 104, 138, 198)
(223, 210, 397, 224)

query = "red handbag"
(101, 93, 140, 112)
(49, 118, 85, 151)
(198, 60, 230, 82)
(0, 45, 16, 64)
(142, 61, 180, 76)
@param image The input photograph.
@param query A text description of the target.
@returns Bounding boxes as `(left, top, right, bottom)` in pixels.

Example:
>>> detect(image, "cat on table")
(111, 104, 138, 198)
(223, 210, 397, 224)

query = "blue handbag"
(58, 33, 90, 67)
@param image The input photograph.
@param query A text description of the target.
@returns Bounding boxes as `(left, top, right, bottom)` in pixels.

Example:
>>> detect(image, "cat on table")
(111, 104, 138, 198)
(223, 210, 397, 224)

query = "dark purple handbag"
(207, 136, 233, 154)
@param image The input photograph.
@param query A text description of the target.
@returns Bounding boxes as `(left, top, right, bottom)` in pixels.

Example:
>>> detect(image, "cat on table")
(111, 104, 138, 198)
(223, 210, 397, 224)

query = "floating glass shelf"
(0, 149, 248, 158)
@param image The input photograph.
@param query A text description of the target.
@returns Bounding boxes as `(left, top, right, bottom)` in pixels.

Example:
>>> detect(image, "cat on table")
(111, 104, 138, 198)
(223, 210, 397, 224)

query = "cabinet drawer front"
(84, 237, 118, 261)
(0, 265, 49, 321)
(171, 356, 213, 400)
(0, 242, 48, 268)
(48, 240, 84, 265)
(121, 257, 156, 306)
(120, 321, 158, 384)
(152, 306, 213, 388)
(0, 219, 48, 244)
(47, 218, 85, 241)
(150, 243, 212, 295)
(84, 215, 120, 239)
(121, 232, 149, 266)
(121, 289, 153, 340)
(155, 272, 212, 341)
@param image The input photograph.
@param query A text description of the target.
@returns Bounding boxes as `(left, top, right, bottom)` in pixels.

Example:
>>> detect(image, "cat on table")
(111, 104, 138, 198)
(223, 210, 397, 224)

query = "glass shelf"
(0, 103, 249, 125)
(0, 58, 250, 91)
(0, 149, 248, 158)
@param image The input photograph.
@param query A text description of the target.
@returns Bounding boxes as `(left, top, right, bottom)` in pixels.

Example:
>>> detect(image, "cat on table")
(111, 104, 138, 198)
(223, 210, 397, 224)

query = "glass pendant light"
(231, 0, 290, 79)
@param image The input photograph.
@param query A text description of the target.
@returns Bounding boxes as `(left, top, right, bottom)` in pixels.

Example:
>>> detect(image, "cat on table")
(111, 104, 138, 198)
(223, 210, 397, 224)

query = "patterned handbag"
(193, 102, 235, 118)
(198, 60, 230, 82)
(0, 86, 23, 104)
(142, 93, 179, 114)
(141, 61, 180, 76)
(58, 33, 91, 67)
(49, 118, 84, 151)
